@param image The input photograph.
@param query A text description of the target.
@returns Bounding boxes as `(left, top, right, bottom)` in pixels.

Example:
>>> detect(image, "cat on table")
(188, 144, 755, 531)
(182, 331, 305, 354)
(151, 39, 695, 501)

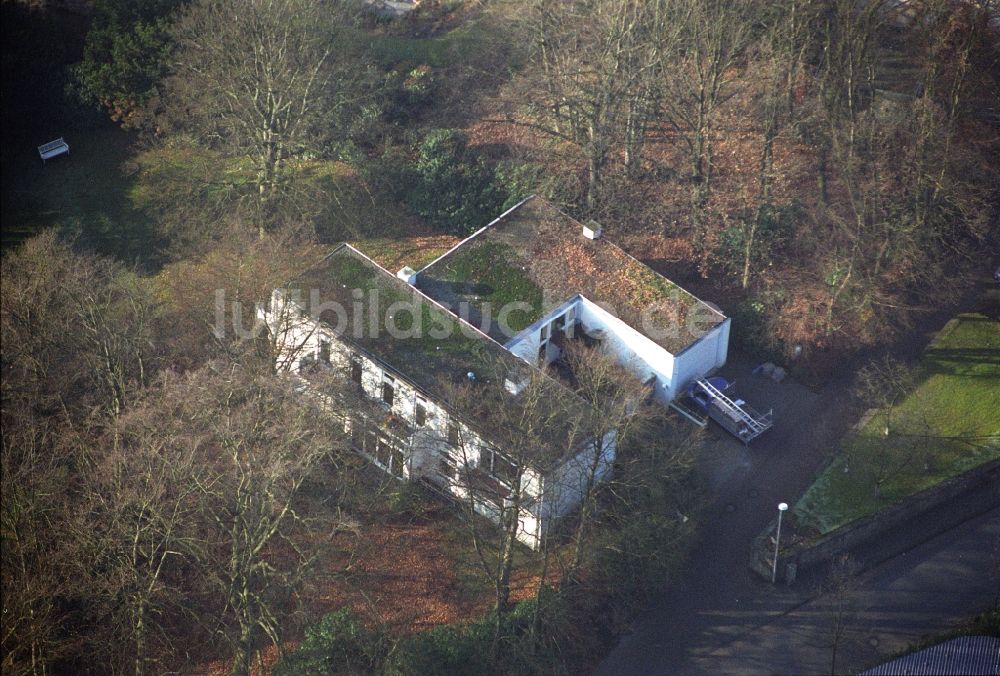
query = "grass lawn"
(4, 123, 445, 268)
(352, 234, 459, 272)
(1, 125, 158, 262)
(366, 25, 495, 69)
(794, 295, 1000, 535)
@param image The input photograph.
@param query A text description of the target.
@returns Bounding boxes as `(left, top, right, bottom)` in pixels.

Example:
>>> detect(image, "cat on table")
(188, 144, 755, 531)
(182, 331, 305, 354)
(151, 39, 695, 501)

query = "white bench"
(38, 137, 69, 162)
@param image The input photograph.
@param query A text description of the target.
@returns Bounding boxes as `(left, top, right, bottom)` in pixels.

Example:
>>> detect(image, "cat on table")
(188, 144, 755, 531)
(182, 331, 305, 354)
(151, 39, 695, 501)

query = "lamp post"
(772, 502, 789, 584)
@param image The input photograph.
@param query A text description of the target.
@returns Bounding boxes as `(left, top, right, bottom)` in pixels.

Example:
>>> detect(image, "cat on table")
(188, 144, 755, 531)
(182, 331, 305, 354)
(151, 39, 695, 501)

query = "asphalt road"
(595, 297, 1000, 674)
(601, 507, 998, 675)
(595, 358, 861, 675)
(597, 419, 999, 674)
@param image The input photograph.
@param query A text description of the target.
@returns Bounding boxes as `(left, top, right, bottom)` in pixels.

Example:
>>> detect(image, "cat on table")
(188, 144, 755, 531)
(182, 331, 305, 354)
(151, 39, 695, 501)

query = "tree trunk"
(135, 600, 146, 676)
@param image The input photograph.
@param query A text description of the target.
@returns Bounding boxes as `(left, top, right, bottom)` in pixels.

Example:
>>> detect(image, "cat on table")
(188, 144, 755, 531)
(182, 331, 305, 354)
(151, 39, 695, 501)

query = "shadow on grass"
(923, 347, 1000, 377)
(2, 5, 164, 266)
(2, 124, 163, 267)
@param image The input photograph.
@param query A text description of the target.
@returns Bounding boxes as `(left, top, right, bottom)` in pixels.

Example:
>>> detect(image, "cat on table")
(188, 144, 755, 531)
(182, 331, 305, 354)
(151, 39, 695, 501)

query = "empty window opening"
(382, 376, 395, 407)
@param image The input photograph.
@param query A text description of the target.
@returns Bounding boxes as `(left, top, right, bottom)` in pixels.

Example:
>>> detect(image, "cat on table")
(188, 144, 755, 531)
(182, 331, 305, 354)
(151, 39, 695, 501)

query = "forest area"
(2, 0, 998, 673)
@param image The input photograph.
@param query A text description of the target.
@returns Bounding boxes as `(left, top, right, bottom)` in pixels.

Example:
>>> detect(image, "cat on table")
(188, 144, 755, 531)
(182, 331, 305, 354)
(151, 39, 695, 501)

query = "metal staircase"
(694, 378, 772, 443)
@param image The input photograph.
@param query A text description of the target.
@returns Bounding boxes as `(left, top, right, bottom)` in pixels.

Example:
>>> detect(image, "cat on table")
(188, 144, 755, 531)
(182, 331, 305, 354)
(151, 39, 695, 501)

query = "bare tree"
(738, 0, 816, 289)
(1, 233, 160, 673)
(162, 0, 364, 235)
(854, 356, 916, 500)
(558, 342, 653, 579)
(822, 554, 861, 675)
(0, 424, 78, 676)
(444, 358, 587, 655)
(652, 0, 754, 241)
(1, 231, 155, 422)
(162, 233, 322, 364)
(172, 363, 347, 675)
(811, 0, 886, 204)
(75, 413, 210, 676)
(512, 0, 660, 211)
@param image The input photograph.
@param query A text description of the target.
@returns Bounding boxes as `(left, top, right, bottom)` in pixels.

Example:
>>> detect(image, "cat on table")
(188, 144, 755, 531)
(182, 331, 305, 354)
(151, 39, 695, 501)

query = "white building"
(416, 196, 730, 403)
(265, 196, 729, 548)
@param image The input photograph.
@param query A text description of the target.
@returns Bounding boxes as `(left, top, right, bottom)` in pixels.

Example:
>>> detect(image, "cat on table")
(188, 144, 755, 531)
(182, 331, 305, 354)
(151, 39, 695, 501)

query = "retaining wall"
(751, 458, 1000, 584)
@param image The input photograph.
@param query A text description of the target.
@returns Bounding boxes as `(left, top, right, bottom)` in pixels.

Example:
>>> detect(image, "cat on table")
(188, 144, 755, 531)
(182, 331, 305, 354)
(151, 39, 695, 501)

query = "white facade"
(504, 295, 731, 403)
(262, 290, 611, 549)
(266, 205, 731, 549)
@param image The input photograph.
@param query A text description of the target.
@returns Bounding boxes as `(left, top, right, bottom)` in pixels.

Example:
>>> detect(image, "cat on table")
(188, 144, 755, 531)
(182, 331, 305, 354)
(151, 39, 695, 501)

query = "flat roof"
(416, 196, 726, 354)
(291, 245, 593, 470)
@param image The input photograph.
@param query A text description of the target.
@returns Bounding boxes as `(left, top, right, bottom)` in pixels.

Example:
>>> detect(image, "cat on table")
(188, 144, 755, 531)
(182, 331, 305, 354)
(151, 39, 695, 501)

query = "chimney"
(582, 220, 603, 240)
(396, 266, 417, 285)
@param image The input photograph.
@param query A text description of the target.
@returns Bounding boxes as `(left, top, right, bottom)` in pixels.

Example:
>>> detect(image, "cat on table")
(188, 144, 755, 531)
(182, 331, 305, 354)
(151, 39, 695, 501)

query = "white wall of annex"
(670, 317, 730, 398)
(576, 299, 676, 402)
(541, 429, 616, 523)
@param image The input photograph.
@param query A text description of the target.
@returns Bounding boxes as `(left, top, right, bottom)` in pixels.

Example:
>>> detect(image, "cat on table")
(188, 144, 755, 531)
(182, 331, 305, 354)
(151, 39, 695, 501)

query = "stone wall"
(751, 458, 1000, 583)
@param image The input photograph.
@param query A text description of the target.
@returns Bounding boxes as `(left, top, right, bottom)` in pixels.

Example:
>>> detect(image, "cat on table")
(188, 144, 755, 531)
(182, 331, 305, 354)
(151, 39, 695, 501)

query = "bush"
(390, 623, 492, 676)
(381, 64, 438, 124)
(272, 609, 388, 676)
(385, 480, 437, 522)
(587, 508, 695, 633)
(715, 201, 800, 282)
(405, 129, 507, 235)
(494, 161, 545, 211)
(73, 0, 187, 127)
(726, 296, 783, 359)
(388, 597, 552, 675)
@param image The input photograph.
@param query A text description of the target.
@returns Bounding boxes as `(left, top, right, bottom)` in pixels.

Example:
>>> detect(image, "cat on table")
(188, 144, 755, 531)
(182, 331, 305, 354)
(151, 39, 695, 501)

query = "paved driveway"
(596, 352, 1000, 674)
(598, 507, 999, 675)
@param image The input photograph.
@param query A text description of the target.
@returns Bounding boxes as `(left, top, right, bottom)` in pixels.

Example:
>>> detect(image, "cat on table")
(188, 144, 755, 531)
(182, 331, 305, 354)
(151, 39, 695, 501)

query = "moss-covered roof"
(292, 246, 592, 469)
(417, 197, 725, 353)
(415, 240, 546, 338)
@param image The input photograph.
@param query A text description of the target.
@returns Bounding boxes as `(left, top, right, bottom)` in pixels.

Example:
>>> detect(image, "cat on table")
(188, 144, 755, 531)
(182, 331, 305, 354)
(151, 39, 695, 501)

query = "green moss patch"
(328, 253, 380, 291)
(438, 242, 544, 332)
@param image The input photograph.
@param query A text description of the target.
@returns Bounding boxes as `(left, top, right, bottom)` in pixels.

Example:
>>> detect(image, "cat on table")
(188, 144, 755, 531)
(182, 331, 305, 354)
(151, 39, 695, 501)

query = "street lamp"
(772, 502, 789, 584)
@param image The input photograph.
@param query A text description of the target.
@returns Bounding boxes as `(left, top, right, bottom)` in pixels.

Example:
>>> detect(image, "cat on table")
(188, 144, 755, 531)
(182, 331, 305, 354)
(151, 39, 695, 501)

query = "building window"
(364, 429, 406, 478)
(540, 323, 550, 341)
(350, 418, 364, 450)
(375, 435, 390, 467)
(415, 398, 427, 426)
(319, 340, 331, 365)
(382, 375, 395, 407)
(438, 450, 456, 479)
(350, 357, 363, 386)
(447, 423, 459, 447)
(390, 446, 406, 478)
(490, 450, 518, 486)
